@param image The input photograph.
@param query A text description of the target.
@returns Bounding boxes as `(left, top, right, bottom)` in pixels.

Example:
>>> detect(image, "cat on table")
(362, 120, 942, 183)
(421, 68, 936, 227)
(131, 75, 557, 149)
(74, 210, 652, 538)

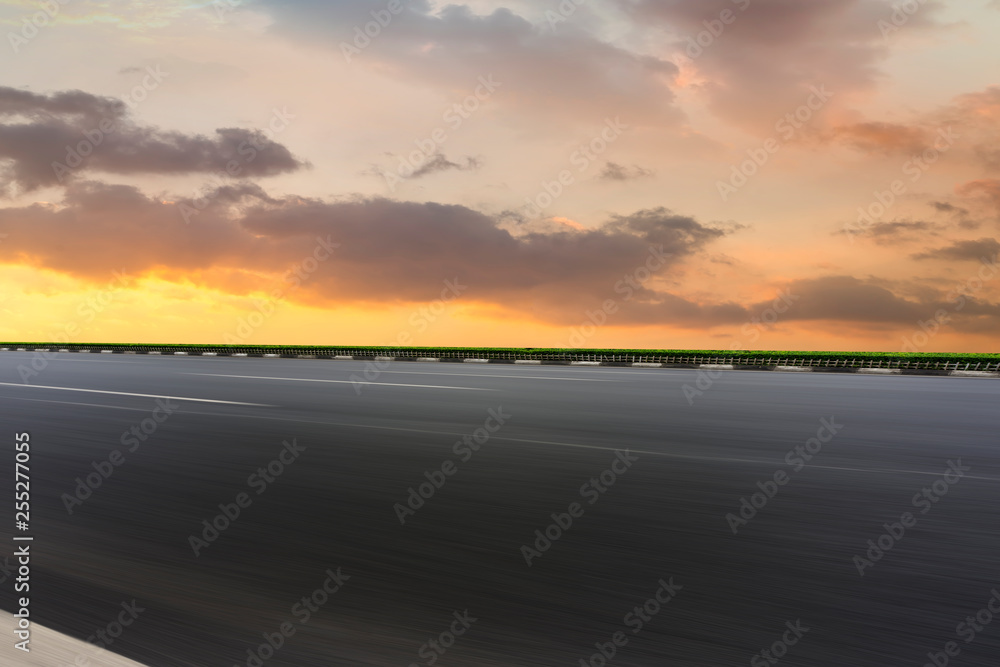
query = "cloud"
(828, 122, 930, 154)
(410, 153, 481, 179)
(844, 200, 987, 243)
(745, 275, 1000, 330)
(617, 0, 947, 133)
(2, 179, 997, 334)
(913, 238, 1000, 262)
(825, 86, 1000, 169)
(259, 1, 681, 126)
(0, 86, 126, 124)
(0, 86, 306, 194)
(859, 220, 941, 244)
(931, 201, 968, 216)
(957, 179, 1000, 217)
(599, 161, 656, 181)
(0, 181, 725, 308)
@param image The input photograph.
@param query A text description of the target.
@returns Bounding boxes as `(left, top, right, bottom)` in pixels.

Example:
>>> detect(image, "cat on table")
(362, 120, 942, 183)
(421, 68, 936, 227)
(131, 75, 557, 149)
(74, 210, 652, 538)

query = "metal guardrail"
(1, 345, 998, 372)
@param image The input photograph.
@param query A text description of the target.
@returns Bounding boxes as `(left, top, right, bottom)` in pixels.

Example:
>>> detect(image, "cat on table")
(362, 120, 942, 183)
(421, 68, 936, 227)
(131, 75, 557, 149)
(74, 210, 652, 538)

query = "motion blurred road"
(0, 353, 998, 666)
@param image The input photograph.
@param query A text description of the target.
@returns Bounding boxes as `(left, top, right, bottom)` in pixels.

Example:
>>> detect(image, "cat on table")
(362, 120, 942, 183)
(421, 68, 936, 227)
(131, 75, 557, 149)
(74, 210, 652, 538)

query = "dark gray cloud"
(932, 201, 968, 215)
(0, 87, 126, 123)
(760, 276, 944, 324)
(862, 220, 940, 245)
(913, 238, 1000, 262)
(868, 220, 936, 235)
(599, 161, 655, 181)
(0, 86, 306, 193)
(592, 275, 1000, 331)
(0, 182, 724, 308)
(2, 179, 997, 333)
(410, 153, 481, 179)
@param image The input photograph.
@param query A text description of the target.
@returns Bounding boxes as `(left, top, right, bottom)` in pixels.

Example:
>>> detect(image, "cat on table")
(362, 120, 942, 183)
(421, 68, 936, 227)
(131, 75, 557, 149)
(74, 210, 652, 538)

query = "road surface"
(0, 353, 997, 666)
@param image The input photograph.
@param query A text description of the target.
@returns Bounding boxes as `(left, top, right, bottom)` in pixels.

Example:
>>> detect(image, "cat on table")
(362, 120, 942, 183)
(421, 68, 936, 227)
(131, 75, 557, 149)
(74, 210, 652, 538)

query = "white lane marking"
(0, 382, 271, 406)
(367, 370, 616, 382)
(792, 463, 997, 481)
(184, 373, 495, 391)
(3, 396, 161, 412)
(0, 357, 142, 363)
(162, 409, 1000, 482)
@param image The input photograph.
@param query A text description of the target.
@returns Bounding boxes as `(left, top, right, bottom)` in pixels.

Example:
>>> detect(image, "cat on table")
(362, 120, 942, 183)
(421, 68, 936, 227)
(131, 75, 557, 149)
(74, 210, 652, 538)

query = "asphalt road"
(0, 353, 998, 666)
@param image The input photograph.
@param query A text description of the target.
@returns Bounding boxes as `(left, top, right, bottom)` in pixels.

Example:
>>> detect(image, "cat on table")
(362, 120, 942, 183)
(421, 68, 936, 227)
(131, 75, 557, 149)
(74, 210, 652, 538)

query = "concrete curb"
(1, 612, 149, 667)
(951, 370, 1000, 378)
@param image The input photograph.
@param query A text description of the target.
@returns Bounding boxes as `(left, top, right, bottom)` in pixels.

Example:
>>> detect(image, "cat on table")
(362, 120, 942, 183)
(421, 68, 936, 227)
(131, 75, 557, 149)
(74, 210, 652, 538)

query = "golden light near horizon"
(0, 0, 998, 351)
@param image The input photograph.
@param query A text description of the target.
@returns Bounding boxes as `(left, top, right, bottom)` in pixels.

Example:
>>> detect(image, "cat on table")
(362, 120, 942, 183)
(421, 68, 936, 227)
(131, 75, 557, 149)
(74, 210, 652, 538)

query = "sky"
(0, 0, 998, 352)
